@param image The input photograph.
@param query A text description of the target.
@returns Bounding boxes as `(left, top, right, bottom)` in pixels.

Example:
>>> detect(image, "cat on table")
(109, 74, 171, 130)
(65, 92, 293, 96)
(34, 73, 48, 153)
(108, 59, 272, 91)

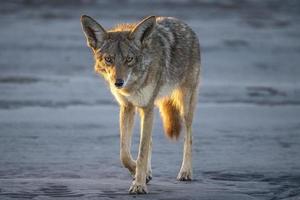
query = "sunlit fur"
(157, 97, 181, 139)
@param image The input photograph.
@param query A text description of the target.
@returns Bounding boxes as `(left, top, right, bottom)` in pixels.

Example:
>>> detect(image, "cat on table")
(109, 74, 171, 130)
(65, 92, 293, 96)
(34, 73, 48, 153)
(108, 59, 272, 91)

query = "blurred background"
(0, 0, 299, 199)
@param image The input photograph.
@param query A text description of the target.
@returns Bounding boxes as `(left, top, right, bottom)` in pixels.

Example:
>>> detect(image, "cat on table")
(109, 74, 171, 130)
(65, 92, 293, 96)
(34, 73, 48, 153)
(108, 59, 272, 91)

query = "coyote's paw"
(146, 174, 152, 184)
(146, 170, 152, 184)
(129, 182, 148, 194)
(132, 171, 152, 184)
(177, 169, 192, 181)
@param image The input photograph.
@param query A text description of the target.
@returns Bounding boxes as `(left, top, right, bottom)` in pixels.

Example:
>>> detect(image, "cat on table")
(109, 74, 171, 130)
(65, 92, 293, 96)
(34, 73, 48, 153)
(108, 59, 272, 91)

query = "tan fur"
(119, 104, 136, 175)
(158, 98, 181, 140)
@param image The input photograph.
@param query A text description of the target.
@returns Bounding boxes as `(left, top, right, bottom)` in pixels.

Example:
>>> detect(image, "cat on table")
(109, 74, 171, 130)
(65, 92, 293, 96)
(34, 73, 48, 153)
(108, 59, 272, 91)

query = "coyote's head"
(80, 15, 156, 92)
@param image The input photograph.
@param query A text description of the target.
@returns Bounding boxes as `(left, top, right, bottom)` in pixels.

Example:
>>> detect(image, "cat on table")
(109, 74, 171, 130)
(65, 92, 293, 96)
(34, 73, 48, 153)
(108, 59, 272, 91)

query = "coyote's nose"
(114, 79, 124, 88)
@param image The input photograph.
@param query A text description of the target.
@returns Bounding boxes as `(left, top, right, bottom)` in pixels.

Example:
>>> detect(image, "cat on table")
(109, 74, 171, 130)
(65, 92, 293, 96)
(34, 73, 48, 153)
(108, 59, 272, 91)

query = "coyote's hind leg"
(176, 84, 199, 181)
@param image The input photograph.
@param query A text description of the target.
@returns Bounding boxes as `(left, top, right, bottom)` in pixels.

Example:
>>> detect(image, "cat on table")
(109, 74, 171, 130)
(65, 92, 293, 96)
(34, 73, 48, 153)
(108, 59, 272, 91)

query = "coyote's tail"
(159, 100, 181, 140)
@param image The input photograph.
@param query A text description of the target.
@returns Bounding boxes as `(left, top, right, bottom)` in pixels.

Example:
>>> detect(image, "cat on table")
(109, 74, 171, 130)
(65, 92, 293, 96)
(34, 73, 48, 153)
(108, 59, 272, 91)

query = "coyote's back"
(152, 17, 200, 84)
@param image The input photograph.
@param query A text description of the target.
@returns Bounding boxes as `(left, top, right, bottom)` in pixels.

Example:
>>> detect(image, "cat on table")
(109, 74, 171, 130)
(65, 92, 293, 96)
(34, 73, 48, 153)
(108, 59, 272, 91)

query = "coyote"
(80, 15, 201, 194)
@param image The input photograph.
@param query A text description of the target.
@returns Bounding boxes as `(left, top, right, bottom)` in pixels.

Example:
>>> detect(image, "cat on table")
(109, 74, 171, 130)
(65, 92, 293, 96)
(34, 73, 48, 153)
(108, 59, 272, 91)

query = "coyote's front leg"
(129, 106, 153, 194)
(120, 104, 136, 176)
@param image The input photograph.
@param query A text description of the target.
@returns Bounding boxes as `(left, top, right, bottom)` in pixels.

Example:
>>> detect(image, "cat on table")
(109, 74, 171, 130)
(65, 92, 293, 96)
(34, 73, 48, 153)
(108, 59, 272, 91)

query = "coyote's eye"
(104, 56, 113, 64)
(126, 56, 134, 63)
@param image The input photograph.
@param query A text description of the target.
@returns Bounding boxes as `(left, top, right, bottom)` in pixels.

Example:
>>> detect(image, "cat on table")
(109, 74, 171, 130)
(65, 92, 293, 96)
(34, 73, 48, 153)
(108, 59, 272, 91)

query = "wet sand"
(0, 1, 300, 199)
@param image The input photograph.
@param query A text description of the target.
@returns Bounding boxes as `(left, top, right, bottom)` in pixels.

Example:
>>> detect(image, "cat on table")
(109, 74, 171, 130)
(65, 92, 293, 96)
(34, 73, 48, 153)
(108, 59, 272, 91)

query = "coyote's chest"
(125, 84, 156, 107)
(113, 83, 175, 107)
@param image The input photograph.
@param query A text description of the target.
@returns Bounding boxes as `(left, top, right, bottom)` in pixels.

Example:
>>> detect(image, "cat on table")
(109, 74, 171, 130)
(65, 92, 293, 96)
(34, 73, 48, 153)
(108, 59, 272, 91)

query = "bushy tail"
(158, 100, 181, 140)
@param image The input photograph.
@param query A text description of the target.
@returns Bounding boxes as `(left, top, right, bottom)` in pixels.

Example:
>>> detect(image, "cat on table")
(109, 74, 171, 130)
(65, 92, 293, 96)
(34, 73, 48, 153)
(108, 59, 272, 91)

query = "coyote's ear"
(80, 15, 107, 49)
(129, 16, 156, 45)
